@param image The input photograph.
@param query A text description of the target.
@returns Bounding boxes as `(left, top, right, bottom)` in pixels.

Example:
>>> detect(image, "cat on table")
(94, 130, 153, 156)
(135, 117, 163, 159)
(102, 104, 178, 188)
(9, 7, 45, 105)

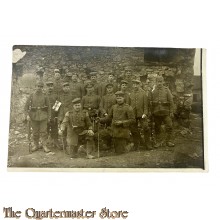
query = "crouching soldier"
(24, 81, 51, 153)
(98, 91, 135, 154)
(59, 98, 95, 159)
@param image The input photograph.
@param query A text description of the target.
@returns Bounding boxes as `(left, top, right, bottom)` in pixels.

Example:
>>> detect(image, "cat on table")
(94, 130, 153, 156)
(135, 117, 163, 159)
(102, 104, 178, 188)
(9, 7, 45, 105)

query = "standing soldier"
(99, 91, 135, 154)
(101, 73, 118, 96)
(81, 81, 101, 126)
(129, 80, 150, 150)
(71, 72, 84, 98)
(24, 81, 51, 153)
(124, 67, 133, 93)
(120, 80, 130, 104)
(59, 98, 95, 159)
(99, 83, 117, 117)
(149, 76, 175, 148)
(45, 81, 60, 149)
(53, 69, 62, 97)
(58, 82, 74, 150)
(88, 72, 102, 96)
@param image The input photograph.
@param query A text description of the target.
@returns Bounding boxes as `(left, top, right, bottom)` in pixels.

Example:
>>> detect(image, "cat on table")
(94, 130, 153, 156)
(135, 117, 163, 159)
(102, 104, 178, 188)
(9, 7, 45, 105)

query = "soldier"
(88, 72, 102, 96)
(99, 91, 135, 154)
(81, 81, 101, 123)
(59, 98, 95, 159)
(149, 76, 175, 148)
(129, 79, 150, 150)
(58, 82, 75, 150)
(120, 80, 130, 104)
(124, 67, 133, 93)
(71, 72, 84, 98)
(24, 81, 51, 153)
(45, 81, 60, 149)
(99, 83, 117, 117)
(53, 69, 62, 97)
(101, 73, 118, 96)
(175, 93, 193, 128)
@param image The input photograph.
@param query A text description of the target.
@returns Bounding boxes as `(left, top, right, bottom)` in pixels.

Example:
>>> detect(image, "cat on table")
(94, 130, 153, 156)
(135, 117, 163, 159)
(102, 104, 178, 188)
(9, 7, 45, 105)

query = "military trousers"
(130, 117, 149, 149)
(154, 115, 173, 142)
(67, 130, 94, 156)
(31, 120, 48, 147)
(47, 117, 58, 141)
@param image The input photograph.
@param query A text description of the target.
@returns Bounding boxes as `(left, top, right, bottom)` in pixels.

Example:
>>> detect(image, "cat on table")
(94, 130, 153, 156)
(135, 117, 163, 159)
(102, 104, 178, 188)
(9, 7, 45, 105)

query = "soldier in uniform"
(124, 67, 133, 93)
(24, 81, 51, 153)
(71, 72, 85, 98)
(149, 76, 175, 148)
(88, 72, 102, 96)
(101, 73, 118, 96)
(99, 83, 117, 117)
(53, 69, 62, 97)
(99, 91, 135, 154)
(120, 80, 130, 104)
(45, 81, 60, 149)
(58, 82, 75, 150)
(81, 81, 101, 124)
(129, 79, 150, 150)
(59, 98, 95, 159)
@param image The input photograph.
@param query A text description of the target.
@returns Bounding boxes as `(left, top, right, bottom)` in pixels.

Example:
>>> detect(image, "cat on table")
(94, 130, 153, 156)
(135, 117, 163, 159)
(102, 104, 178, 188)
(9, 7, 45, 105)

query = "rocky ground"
(7, 113, 204, 170)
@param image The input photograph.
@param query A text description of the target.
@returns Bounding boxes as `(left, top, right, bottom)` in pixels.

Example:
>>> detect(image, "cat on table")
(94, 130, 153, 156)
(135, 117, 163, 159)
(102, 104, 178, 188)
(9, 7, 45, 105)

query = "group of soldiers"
(25, 67, 178, 159)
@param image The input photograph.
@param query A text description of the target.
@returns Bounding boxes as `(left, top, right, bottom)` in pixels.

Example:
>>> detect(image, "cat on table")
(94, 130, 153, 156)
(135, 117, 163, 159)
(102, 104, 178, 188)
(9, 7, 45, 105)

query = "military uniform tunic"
(61, 109, 94, 156)
(99, 93, 117, 115)
(129, 89, 149, 149)
(25, 91, 51, 147)
(58, 92, 74, 123)
(107, 103, 135, 139)
(149, 86, 174, 142)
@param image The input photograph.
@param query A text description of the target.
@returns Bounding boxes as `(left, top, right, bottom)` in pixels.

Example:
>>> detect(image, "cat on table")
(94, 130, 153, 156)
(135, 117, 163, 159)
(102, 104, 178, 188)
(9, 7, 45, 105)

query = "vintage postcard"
(8, 46, 206, 170)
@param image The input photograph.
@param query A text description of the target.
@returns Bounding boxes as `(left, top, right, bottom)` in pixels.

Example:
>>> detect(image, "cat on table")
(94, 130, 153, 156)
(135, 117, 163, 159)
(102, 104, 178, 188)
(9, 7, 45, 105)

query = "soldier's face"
(121, 83, 127, 90)
(54, 72, 60, 80)
(91, 76, 96, 82)
(72, 75, 78, 82)
(36, 85, 43, 92)
(157, 78, 164, 88)
(63, 85, 70, 93)
(108, 75, 114, 81)
(133, 83, 139, 91)
(47, 85, 54, 92)
(116, 96, 124, 105)
(126, 71, 132, 78)
(106, 86, 113, 93)
(81, 74, 87, 82)
(73, 103, 81, 112)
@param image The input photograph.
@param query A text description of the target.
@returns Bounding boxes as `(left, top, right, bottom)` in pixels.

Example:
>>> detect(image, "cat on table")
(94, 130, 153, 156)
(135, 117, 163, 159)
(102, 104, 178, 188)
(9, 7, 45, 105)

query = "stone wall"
(13, 45, 195, 94)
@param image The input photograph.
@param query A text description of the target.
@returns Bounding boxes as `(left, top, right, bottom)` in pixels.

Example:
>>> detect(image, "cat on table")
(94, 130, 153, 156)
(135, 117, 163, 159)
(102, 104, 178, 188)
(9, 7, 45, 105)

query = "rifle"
(27, 119, 32, 154)
(97, 121, 100, 158)
(150, 114, 156, 148)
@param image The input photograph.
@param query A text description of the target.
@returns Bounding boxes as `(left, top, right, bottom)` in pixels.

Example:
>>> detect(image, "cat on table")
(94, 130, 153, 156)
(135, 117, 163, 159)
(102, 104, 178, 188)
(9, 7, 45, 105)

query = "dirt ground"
(7, 113, 204, 169)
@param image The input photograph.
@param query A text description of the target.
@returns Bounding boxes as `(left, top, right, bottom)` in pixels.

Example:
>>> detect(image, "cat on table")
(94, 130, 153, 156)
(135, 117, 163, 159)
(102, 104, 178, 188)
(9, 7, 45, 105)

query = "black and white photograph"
(8, 46, 205, 169)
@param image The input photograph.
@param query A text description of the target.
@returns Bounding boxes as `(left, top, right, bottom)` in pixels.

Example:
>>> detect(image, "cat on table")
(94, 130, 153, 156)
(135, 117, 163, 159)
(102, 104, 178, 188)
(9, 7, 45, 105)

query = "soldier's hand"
(87, 130, 94, 136)
(95, 117, 100, 123)
(115, 120, 123, 126)
(142, 114, 147, 119)
(26, 115, 31, 121)
(58, 129, 63, 136)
